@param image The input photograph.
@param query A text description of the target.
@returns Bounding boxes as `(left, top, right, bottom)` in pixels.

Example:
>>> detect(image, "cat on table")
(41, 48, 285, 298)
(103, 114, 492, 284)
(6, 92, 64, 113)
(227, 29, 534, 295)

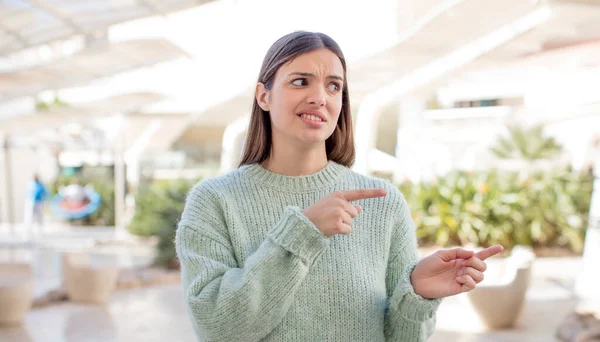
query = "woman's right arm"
(176, 183, 330, 342)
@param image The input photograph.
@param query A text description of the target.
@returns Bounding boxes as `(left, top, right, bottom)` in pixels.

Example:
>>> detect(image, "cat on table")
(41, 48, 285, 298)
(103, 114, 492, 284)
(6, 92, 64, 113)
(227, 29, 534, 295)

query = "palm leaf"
(490, 124, 562, 161)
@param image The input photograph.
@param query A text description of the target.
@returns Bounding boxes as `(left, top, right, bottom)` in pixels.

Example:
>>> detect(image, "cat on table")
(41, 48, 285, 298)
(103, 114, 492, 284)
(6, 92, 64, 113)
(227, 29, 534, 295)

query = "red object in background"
(59, 198, 91, 211)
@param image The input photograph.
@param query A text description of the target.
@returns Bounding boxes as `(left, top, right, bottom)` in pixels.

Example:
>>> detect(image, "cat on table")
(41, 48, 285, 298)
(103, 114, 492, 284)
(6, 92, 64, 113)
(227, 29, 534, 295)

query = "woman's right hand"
(301, 189, 387, 237)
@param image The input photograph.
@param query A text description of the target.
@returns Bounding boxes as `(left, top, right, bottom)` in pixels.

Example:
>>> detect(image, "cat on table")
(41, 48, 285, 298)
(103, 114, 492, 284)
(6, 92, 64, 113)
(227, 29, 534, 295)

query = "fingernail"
(458, 268, 465, 276)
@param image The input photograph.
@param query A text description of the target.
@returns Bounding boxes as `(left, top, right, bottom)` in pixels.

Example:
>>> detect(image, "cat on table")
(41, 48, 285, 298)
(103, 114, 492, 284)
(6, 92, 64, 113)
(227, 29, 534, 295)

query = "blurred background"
(0, 0, 599, 341)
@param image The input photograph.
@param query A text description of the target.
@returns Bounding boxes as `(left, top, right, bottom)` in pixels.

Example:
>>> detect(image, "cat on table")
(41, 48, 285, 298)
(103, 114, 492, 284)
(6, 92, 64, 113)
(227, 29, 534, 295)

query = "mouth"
(296, 110, 326, 123)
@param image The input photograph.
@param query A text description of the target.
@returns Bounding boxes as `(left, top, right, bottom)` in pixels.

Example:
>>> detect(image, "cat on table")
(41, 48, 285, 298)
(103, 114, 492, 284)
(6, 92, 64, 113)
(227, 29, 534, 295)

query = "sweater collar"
(241, 160, 348, 193)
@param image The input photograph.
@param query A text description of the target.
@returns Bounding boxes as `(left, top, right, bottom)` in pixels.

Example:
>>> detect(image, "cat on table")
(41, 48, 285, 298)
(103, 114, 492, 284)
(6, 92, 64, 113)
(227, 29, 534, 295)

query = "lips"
(297, 110, 326, 122)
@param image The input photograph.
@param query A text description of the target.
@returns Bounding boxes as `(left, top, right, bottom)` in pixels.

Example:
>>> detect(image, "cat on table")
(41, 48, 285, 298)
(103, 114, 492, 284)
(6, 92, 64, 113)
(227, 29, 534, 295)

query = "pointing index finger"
(340, 189, 387, 202)
(474, 245, 504, 261)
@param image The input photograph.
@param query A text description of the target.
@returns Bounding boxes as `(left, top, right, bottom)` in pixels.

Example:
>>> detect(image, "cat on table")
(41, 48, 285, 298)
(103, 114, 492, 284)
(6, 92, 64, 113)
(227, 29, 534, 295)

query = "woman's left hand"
(410, 245, 504, 299)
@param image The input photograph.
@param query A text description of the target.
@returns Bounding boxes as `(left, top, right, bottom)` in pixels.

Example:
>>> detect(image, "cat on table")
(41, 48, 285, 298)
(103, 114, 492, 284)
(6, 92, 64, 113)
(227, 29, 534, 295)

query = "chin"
(298, 135, 328, 146)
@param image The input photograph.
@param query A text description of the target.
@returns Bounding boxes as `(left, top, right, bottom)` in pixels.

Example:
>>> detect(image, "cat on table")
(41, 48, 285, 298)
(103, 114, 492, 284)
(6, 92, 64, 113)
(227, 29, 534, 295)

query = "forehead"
(280, 49, 344, 76)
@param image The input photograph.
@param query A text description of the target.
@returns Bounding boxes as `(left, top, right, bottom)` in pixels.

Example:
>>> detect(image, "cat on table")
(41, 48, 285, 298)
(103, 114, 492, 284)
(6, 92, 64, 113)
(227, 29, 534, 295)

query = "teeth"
(300, 114, 322, 122)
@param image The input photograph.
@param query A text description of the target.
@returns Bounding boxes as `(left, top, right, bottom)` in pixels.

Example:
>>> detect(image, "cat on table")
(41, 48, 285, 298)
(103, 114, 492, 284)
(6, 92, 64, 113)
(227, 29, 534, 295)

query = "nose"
(307, 85, 326, 107)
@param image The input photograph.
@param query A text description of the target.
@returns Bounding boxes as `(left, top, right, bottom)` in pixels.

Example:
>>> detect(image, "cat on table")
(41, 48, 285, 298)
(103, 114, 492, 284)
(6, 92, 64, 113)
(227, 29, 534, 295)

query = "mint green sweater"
(176, 161, 441, 341)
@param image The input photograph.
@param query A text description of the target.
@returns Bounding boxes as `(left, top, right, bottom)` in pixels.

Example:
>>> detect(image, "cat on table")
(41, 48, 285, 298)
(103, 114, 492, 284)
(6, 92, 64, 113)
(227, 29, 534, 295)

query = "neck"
(261, 143, 328, 176)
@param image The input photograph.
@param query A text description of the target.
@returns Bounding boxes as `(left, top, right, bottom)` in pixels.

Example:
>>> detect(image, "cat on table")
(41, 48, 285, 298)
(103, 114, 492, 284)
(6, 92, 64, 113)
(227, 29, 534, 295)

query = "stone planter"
(466, 245, 536, 329)
(62, 253, 119, 304)
(0, 263, 34, 326)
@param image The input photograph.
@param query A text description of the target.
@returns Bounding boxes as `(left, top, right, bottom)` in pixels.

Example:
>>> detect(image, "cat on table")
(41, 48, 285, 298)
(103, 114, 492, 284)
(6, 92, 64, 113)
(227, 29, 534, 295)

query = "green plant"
(35, 95, 68, 111)
(128, 178, 198, 268)
(490, 124, 562, 161)
(398, 167, 593, 253)
(400, 123, 592, 253)
(83, 179, 115, 226)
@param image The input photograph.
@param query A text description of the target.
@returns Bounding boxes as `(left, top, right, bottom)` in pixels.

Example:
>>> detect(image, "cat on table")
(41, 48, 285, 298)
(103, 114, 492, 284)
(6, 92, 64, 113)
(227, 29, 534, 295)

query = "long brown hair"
(238, 31, 354, 168)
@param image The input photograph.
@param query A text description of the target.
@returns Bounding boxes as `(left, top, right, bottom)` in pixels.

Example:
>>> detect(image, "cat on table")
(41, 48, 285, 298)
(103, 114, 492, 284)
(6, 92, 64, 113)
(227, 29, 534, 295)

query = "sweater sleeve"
(384, 190, 442, 341)
(175, 183, 330, 342)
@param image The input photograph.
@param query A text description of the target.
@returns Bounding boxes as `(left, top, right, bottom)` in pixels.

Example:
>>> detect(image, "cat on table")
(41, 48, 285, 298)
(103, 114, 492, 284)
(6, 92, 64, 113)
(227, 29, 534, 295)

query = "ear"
(255, 82, 270, 111)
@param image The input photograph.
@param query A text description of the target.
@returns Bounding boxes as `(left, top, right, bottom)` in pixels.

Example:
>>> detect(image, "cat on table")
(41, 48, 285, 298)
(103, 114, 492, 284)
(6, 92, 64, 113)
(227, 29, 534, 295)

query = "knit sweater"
(176, 161, 441, 341)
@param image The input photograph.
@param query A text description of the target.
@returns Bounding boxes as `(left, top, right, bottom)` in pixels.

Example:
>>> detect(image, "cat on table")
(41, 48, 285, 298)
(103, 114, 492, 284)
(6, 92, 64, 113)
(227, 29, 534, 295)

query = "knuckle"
(335, 223, 350, 234)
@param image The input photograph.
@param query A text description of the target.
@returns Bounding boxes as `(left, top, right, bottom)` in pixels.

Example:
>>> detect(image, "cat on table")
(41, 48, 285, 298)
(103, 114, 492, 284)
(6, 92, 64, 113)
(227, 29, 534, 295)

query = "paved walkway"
(0, 284, 196, 342)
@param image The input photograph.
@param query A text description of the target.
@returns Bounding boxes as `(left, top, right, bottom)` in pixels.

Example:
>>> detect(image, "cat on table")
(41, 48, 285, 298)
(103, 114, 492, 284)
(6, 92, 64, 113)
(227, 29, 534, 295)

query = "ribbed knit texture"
(176, 161, 441, 341)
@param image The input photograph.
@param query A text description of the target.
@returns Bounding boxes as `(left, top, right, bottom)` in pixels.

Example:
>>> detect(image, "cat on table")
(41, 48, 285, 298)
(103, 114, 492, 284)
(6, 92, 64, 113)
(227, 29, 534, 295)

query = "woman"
(176, 31, 503, 341)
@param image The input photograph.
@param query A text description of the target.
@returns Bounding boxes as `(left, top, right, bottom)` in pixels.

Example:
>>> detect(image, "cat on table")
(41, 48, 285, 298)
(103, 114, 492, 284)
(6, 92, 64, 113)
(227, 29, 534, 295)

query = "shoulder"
(183, 166, 254, 218)
(182, 170, 240, 218)
(186, 167, 246, 201)
(179, 171, 246, 239)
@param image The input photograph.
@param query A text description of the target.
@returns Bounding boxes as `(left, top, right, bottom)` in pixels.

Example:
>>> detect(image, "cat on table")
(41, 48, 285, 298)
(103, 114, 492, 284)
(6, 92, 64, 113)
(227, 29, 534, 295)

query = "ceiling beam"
(0, 23, 29, 48)
(136, 0, 167, 17)
(27, 0, 84, 34)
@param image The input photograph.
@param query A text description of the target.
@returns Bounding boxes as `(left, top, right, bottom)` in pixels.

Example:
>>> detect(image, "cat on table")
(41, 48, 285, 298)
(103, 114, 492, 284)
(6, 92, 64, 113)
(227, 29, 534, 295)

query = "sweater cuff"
(397, 285, 442, 322)
(268, 206, 330, 266)
(392, 266, 442, 322)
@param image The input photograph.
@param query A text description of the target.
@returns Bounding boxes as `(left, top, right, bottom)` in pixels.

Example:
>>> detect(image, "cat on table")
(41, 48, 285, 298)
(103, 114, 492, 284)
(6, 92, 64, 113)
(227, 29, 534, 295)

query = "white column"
(393, 98, 425, 184)
(124, 119, 163, 187)
(353, 98, 382, 175)
(114, 120, 127, 239)
(576, 157, 600, 313)
(220, 116, 250, 175)
(0, 132, 15, 235)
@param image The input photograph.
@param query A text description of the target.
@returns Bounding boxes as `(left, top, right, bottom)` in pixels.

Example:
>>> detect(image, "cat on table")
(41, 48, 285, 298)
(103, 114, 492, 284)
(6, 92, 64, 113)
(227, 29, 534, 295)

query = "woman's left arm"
(383, 192, 441, 342)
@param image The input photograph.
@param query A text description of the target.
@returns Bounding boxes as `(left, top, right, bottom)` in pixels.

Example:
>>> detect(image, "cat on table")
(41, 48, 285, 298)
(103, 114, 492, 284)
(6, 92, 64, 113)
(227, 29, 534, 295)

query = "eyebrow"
(288, 72, 344, 82)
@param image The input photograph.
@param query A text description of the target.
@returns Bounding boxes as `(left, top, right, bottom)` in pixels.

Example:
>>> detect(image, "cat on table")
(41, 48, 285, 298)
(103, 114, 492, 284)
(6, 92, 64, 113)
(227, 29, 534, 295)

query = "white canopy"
(0, 39, 188, 102)
(0, 0, 215, 56)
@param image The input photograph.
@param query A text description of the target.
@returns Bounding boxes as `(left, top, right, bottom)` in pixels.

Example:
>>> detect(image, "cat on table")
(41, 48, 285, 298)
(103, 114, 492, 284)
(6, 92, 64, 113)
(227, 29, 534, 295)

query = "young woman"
(176, 31, 503, 341)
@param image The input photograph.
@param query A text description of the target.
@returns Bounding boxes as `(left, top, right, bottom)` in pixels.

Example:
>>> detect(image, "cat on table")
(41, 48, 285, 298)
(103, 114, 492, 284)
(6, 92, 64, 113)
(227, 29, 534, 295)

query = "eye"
(328, 82, 341, 92)
(291, 78, 308, 86)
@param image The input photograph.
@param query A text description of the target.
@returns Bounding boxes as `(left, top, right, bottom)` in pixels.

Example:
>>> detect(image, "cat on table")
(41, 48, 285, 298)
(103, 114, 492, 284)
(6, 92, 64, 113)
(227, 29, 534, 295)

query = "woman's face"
(256, 48, 344, 149)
